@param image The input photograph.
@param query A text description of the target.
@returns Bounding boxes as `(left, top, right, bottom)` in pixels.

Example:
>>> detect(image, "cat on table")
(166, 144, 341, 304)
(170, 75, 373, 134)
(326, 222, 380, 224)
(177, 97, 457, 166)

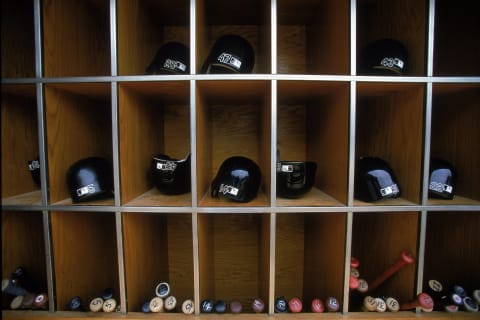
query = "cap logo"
(217, 53, 242, 70)
(163, 59, 187, 72)
(77, 183, 96, 197)
(219, 183, 239, 196)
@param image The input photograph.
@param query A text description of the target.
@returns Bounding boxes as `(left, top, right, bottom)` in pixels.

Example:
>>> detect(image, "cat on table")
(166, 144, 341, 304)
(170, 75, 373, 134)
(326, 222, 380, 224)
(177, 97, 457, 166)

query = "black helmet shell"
(359, 39, 408, 75)
(146, 42, 190, 75)
(211, 156, 261, 202)
(66, 157, 113, 203)
(355, 157, 400, 202)
(151, 153, 191, 195)
(201, 35, 255, 74)
(277, 161, 317, 198)
(429, 158, 456, 199)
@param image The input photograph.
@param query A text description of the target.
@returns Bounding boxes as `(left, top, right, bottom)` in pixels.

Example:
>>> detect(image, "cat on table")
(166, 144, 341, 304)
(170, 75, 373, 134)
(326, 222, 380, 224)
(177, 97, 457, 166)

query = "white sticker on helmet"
(156, 161, 177, 171)
(219, 184, 239, 196)
(217, 53, 242, 70)
(281, 164, 294, 172)
(163, 59, 187, 72)
(380, 57, 404, 70)
(76, 184, 95, 197)
(429, 181, 453, 193)
(28, 160, 40, 171)
(380, 183, 399, 197)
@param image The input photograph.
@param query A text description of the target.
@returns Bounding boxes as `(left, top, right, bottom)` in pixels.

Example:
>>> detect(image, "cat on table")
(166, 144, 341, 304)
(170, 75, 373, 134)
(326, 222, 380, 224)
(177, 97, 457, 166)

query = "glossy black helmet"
(145, 42, 190, 75)
(28, 157, 41, 186)
(429, 158, 456, 200)
(211, 156, 261, 202)
(277, 161, 317, 198)
(355, 156, 400, 202)
(359, 39, 408, 75)
(201, 35, 255, 74)
(66, 157, 113, 203)
(151, 153, 191, 195)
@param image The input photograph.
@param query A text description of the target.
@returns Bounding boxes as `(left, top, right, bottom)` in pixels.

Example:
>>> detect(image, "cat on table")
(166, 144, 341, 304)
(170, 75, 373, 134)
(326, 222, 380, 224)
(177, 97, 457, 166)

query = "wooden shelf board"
(124, 188, 192, 207)
(428, 195, 480, 206)
(52, 197, 115, 207)
(276, 187, 345, 207)
(3, 310, 480, 319)
(354, 197, 418, 207)
(199, 189, 270, 207)
(1, 190, 42, 206)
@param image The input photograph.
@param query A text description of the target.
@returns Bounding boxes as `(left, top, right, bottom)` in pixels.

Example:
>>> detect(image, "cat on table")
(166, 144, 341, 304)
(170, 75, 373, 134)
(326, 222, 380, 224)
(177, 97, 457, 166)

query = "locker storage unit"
(2, 0, 479, 319)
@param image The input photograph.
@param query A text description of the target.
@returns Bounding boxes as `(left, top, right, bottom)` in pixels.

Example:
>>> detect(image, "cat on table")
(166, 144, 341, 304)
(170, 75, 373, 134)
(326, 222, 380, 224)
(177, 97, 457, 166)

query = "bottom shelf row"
(2, 211, 479, 315)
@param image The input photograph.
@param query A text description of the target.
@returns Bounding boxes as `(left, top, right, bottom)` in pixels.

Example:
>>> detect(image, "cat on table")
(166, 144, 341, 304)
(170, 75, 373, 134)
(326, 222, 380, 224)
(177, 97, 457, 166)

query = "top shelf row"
(2, 0, 479, 78)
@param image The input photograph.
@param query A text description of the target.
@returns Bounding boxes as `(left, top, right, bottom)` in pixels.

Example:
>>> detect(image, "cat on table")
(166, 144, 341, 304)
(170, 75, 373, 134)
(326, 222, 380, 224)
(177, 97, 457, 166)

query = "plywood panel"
(352, 212, 418, 303)
(50, 211, 118, 311)
(42, 0, 110, 76)
(1, 85, 39, 198)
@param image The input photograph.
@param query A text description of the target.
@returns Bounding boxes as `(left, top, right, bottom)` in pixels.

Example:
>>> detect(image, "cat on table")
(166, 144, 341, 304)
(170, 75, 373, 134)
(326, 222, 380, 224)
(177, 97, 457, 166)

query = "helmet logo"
(380, 184, 399, 197)
(219, 183, 239, 196)
(429, 181, 453, 194)
(76, 183, 96, 197)
(163, 59, 187, 73)
(380, 57, 404, 70)
(217, 53, 242, 70)
(28, 160, 40, 171)
(156, 161, 177, 172)
(278, 164, 294, 172)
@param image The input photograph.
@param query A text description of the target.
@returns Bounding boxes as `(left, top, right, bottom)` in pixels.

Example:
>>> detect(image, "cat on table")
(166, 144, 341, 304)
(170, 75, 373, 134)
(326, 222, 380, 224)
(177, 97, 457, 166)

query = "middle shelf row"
(3, 210, 479, 313)
(1, 81, 479, 207)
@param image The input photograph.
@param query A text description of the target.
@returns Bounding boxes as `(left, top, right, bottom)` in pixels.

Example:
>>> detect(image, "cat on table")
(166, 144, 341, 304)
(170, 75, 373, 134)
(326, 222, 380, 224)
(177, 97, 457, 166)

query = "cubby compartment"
(50, 211, 119, 311)
(423, 212, 480, 298)
(198, 213, 270, 313)
(44, 83, 113, 205)
(354, 82, 425, 206)
(196, 0, 271, 74)
(276, 81, 349, 206)
(356, 0, 427, 76)
(1, 84, 41, 206)
(275, 212, 346, 313)
(350, 211, 419, 311)
(122, 212, 193, 312)
(118, 81, 191, 206)
(2, 211, 47, 309)
(277, 0, 349, 75)
(117, 0, 190, 76)
(433, 0, 480, 76)
(1, 0, 35, 78)
(42, 0, 111, 77)
(429, 83, 480, 205)
(196, 80, 271, 207)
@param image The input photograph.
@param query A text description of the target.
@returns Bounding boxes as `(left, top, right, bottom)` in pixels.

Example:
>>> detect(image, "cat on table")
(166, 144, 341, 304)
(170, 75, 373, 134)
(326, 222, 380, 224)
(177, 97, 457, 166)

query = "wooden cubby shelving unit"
(2, 0, 479, 319)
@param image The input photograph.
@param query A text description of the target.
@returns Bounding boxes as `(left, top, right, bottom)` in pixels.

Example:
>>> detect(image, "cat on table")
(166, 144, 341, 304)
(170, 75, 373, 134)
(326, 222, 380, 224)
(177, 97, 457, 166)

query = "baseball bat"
(400, 293, 434, 311)
(367, 249, 415, 292)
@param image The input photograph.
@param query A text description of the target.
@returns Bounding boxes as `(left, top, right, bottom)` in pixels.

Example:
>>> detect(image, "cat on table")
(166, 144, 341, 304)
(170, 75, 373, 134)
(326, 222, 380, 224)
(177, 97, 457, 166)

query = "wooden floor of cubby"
(3, 310, 480, 319)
